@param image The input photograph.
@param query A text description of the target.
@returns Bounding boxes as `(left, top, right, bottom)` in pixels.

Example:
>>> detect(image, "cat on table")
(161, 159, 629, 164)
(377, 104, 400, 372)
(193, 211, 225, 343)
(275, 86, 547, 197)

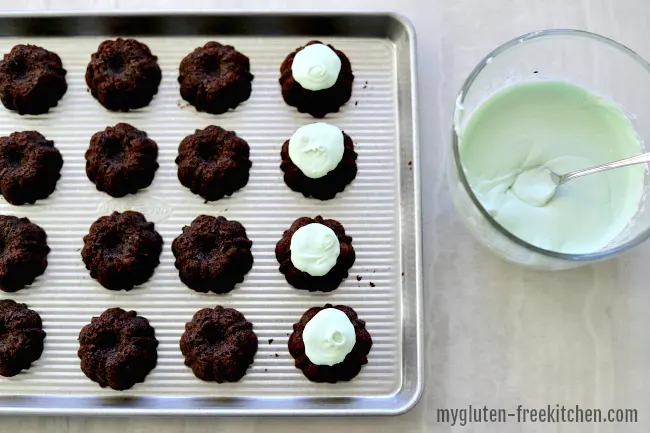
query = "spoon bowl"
(512, 151, 650, 207)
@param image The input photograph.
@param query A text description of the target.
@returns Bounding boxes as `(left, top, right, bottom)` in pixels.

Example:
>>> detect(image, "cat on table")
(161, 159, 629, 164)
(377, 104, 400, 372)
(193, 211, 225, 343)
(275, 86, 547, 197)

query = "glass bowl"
(449, 29, 650, 270)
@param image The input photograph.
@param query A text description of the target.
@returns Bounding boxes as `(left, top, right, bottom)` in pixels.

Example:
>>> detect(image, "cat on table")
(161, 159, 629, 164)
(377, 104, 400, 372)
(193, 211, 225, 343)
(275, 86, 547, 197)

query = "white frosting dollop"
(303, 308, 356, 366)
(290, 223, 340, 276)
(288, 122, 345, 179)
(291, 43, 342, 91)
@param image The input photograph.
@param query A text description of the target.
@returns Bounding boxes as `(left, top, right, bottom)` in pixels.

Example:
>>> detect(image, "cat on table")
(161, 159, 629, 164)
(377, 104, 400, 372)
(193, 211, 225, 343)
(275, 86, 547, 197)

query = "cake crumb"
(408, 161, 412, 166)
(355, 101, 358, 106)
(401, 272, 405, 276)
(268, 338, 274, 345)
(275, 353, 279, 358)
(356, 275, 362, 281)
(369, 282, 376, 287)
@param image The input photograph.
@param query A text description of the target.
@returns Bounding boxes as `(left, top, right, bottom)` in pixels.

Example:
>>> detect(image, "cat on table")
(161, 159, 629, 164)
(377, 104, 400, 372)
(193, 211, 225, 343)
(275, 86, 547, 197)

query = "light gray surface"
(4, 0, 650, 432)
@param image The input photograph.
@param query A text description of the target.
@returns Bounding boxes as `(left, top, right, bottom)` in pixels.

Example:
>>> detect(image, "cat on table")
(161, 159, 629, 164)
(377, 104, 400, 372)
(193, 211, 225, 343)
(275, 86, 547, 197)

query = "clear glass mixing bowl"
(449, 29, 650, 270)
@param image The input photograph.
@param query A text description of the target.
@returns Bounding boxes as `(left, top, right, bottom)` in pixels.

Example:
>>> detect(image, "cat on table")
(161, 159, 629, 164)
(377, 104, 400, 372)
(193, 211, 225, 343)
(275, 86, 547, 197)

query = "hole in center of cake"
(101, 231, 122, 253)
(107, 54, 125, 74)
(197, 142, 218, 161)
(5, 147, 24, 168)
(198, 237, 217, 256)
(95, 331, 118, 350)
(103, 138, 124, 160)
(8, 58, 27, 79)
(202, 324, 225, 345)
(201, 56, 222, 76)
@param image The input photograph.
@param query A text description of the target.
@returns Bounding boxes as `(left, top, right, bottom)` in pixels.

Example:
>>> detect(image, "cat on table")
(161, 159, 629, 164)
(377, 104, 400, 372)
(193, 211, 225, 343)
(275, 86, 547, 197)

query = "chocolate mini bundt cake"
(280, 123, 357, 200)
(288, 304, 372, 383)
(85, 38, 162, 111)
(275, 216, 355, 292)
(81, 211, 163, 291)
(85, 123, 159, 197)
(0, 299, 46, 377)
(279, 40, 353, 118)
(0, 216, 49, 292)
(78, 308, 158, 390)
(0, 131, 63, 205)
(176, 126, 251, 202)
(0, 44, 67, 115)
(180, 306, 258, 382)
(178, 42, 253, 114)
(172, 215, 253, 294)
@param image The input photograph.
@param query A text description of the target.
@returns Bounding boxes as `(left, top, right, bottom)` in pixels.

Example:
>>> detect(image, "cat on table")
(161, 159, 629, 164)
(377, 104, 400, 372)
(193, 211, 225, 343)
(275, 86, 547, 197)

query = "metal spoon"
(551, 151, 650, 185)
(511, 152, 650, 207)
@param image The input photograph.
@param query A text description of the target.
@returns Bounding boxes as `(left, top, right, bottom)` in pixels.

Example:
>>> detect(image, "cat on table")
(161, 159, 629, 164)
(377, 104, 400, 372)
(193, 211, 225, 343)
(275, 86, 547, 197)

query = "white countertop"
(4, 0, 650, 432)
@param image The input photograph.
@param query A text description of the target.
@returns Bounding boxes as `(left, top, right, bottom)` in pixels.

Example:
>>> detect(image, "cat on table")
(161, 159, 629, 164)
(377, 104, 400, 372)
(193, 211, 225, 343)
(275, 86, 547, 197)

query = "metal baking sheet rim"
(0, 10, 423, 417)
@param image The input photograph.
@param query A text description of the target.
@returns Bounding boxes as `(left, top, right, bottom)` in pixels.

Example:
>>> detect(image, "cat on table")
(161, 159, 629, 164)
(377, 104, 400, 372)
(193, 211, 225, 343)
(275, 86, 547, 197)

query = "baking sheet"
(0, 12, 421, 416)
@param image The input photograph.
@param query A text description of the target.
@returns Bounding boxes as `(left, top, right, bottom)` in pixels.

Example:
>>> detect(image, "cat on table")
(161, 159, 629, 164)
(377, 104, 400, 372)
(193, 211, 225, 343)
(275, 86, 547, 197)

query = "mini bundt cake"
(0, 44, 67, 115)
(85, 38, 162, 111)
(0, 215, 49, 292)
(85, 123, 159, 197)
(0, 299, 45, 377)
(178, 42, 253, 114)
(176, 126, 251, 202)
(81, 211, 163, 291)
(279, 40, 353, 118)
(172, 215, 253, 294)
(288, 304, 372, 383)
(180, 306, 258, 382)
(275, 216, 355, 292)
(78, 308, 158, 390)
(0, 131, 63, 205)
(280, 122, 358, 200)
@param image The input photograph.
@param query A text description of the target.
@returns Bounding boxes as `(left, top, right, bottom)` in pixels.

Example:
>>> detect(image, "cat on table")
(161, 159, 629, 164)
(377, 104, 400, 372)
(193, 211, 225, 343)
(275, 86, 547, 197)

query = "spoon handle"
(559, 152, 650, 185)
